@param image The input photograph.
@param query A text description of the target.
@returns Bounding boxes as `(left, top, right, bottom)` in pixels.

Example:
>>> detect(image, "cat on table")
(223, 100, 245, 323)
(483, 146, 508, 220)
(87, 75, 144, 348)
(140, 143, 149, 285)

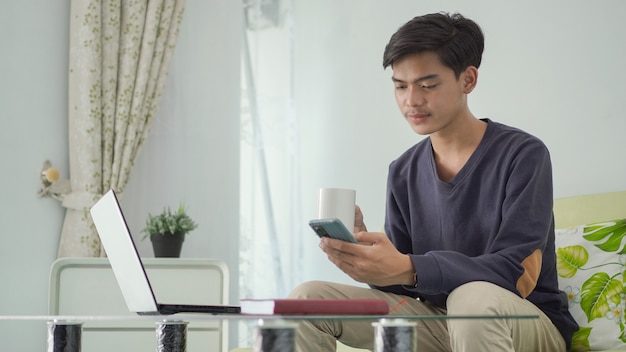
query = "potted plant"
(142, 203, 198, 258)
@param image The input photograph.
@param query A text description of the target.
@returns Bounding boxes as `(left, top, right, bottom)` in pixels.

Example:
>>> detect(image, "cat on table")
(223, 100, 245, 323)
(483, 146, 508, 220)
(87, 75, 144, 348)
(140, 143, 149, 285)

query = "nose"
(405, 85, 425, 107)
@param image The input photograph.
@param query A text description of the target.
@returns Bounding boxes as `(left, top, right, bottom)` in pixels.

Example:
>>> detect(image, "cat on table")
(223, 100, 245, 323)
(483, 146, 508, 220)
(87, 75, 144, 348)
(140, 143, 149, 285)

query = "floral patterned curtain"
(55, 0, 186, 257)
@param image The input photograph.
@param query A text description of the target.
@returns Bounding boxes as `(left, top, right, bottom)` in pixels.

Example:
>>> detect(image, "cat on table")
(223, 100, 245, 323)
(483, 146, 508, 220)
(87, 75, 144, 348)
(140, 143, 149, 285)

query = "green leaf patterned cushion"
(555, 219, 626, 351)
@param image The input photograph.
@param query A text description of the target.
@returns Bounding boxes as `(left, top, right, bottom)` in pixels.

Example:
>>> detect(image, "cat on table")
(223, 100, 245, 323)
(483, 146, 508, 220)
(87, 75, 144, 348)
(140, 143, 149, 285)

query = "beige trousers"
(287, 281, 565, 352)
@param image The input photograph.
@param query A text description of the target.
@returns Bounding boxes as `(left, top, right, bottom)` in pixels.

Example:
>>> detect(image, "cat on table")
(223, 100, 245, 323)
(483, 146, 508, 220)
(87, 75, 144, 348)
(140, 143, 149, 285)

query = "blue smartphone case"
(308, 218, 357, 243)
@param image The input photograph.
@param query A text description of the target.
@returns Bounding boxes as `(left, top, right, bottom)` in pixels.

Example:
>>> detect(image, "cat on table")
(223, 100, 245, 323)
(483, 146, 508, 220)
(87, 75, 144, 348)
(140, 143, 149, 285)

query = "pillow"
(555, 219, 626, 351)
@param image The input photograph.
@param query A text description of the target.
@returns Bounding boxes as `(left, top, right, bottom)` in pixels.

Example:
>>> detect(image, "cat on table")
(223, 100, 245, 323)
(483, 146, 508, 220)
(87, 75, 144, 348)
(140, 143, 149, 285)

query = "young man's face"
(391, 51, 475, 136)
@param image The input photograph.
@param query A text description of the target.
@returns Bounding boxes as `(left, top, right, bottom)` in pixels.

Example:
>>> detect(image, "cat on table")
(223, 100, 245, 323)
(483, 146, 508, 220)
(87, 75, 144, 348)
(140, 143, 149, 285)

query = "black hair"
(382, 12, 484, 78)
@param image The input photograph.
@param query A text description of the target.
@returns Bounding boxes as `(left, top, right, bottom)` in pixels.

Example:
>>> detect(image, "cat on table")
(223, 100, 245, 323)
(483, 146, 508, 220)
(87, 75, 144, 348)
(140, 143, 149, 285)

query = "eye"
(394, 84, 407, 90)
(421, 84, 437, 90)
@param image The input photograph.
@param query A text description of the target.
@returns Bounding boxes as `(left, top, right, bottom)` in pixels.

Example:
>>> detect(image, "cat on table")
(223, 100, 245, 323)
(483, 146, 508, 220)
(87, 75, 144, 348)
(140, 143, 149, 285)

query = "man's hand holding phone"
(314, 226, 414, 287)
(308, 218, 357, 243)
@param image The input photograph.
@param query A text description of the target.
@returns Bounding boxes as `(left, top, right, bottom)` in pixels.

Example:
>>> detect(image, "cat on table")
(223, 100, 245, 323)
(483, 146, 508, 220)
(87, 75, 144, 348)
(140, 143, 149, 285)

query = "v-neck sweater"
(378, 119, 578, 348)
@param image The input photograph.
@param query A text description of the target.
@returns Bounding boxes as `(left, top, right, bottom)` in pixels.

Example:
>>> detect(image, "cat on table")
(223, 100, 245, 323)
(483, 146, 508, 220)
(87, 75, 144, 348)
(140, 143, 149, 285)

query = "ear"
(461, 66, 478, 94)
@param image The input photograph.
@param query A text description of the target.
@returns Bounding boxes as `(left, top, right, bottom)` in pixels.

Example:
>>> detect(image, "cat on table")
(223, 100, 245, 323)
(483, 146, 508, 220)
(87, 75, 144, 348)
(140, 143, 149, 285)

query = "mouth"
(406, 111, 430, 123)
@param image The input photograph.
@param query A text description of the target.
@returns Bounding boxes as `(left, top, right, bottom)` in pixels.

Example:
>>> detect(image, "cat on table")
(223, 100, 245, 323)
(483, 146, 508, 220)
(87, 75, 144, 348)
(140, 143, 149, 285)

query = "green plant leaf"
(140, 202, 198, 240)
(570, 326, 591, 352)
(582, 219, 626, 253)
(556, 245, 589, 278)
(580, 272, 622, 322)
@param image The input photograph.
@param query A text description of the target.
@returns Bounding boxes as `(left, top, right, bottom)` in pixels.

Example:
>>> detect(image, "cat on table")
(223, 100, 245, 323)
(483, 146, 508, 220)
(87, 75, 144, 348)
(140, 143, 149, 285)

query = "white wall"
(123, 0, 242, 306)
(0, 0, 70, 349)
(1, 0, 625, 350)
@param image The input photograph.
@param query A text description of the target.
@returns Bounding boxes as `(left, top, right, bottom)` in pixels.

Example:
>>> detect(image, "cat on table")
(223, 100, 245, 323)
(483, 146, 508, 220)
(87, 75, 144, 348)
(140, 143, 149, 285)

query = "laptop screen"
(90, 189, 159, 314)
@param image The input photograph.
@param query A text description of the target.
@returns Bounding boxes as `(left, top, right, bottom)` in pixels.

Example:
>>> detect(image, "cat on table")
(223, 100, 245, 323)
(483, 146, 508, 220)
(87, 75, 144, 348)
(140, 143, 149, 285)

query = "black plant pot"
(150, 232, 185, 258)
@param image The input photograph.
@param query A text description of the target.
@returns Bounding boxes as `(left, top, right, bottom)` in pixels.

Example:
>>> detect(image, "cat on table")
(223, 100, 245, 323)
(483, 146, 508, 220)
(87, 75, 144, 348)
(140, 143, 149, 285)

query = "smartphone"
(308, 218, 357, 243)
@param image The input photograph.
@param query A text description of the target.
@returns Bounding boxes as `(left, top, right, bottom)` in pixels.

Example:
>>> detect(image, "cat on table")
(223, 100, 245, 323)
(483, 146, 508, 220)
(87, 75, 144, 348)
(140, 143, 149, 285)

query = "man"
(288, 12, 578, 352)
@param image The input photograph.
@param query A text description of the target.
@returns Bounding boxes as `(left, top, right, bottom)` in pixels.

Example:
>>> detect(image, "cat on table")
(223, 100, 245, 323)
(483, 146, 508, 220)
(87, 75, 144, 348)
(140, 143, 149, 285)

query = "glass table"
(0, 313, 539, 352)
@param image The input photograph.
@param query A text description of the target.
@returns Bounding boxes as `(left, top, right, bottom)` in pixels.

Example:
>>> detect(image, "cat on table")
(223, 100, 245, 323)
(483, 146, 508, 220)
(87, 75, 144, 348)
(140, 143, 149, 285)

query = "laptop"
(89, 189, 241, 315)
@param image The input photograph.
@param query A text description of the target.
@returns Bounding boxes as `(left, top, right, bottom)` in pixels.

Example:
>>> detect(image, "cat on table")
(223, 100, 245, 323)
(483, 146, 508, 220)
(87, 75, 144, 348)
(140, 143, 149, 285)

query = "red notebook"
(240, 298, 390, 315)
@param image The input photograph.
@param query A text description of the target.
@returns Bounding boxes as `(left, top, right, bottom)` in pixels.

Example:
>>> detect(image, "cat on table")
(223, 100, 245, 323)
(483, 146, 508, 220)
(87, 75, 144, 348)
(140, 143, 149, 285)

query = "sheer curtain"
(240, 0, 302, 301)
(52, 0, 185, 257)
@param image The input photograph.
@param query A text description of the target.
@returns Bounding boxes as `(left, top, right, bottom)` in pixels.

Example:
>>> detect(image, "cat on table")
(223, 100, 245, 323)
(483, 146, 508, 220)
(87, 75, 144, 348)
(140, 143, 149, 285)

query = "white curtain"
(240, 0, 302, 300)
(239, 0, 303, 344)
(55, 0, 186, 257)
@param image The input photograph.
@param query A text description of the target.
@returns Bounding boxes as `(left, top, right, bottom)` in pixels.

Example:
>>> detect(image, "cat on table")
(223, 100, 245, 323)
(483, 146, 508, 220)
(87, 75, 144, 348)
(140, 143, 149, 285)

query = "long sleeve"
(380, 120, 554, 305)
(376, 119, 577, 350)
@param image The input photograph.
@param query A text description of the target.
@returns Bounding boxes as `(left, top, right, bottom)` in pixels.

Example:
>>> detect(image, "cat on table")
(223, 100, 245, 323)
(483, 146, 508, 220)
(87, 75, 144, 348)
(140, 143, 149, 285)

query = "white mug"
(317, 188, 356, 232)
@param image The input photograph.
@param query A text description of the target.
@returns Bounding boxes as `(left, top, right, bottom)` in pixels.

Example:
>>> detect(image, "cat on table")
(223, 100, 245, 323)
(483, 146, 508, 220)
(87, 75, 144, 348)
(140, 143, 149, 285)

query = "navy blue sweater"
(377, 119, 578, 349)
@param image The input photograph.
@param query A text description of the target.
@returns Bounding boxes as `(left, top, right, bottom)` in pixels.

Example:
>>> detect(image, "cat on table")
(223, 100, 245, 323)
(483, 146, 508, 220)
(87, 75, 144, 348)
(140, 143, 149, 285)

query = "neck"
(430, 114, 486, 156)
(430, 115, 487, 183)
